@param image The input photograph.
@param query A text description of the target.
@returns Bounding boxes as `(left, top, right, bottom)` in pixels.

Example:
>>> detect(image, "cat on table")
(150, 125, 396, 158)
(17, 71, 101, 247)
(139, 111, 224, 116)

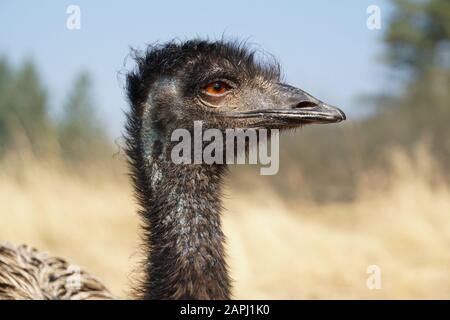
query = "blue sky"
(0, 0, 392, 137)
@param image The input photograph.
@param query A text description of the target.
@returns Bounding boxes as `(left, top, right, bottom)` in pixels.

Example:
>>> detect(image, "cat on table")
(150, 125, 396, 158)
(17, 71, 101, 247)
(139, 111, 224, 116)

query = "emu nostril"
(294, 101, 318, 109)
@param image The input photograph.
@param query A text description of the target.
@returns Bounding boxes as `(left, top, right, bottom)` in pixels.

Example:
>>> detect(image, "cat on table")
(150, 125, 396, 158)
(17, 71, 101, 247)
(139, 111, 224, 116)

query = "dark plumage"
(0, 39, 345, 300)
(125, 39, 345, 299)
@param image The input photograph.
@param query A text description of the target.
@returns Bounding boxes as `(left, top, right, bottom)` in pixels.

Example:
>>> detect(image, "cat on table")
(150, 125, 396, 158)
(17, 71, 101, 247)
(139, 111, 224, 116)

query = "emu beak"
(224, 83, 346, 127)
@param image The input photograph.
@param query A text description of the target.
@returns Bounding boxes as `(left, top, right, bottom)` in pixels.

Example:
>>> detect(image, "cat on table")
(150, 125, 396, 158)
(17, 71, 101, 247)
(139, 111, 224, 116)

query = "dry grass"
(1, 148, 449, 299)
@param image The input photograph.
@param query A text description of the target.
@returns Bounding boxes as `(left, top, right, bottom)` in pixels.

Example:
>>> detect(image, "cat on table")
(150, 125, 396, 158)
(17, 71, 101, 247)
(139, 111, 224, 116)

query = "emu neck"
(141, 158, 230, 300)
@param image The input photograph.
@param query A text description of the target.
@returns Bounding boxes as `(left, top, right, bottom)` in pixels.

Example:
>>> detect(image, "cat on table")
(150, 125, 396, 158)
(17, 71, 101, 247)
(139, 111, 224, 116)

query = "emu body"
(0, 243, 113, 299)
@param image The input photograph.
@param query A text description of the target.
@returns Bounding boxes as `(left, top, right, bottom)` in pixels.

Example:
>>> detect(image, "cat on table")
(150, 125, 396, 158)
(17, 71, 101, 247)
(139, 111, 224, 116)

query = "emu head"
(126, 40, 346, 160)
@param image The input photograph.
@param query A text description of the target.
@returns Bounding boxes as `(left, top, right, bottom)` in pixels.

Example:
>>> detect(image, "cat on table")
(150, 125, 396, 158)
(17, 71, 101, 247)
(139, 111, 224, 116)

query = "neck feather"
(143, 159, 230, 299)
(127, 115, 231, 299)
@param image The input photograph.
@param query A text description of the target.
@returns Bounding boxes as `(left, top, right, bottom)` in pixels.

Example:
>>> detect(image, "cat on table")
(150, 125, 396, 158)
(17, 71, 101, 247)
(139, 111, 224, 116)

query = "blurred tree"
(0, 57, 53, 153)
(0, 57, 13, 149)
(384, 0, 450, 161)
(58, 72, 110, 161)
(0, 58, 110, 163)
(385, 0, 450, 75)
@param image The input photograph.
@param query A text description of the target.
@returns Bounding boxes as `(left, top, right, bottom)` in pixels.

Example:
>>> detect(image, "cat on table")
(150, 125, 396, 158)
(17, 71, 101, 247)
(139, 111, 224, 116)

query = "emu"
(0, 39, 345, 300)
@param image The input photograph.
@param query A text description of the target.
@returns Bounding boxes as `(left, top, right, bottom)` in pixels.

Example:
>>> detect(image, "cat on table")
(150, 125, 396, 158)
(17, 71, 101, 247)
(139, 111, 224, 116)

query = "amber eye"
(204, 81, 231, 95)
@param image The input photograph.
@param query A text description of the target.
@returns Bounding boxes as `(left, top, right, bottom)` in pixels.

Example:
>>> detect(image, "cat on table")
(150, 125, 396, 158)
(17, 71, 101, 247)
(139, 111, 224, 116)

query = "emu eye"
(203, 81, 231, 96)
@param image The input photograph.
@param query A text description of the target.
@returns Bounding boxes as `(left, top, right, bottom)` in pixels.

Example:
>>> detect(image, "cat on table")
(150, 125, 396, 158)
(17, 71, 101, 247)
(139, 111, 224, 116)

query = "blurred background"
(0, 0, 449, 298)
